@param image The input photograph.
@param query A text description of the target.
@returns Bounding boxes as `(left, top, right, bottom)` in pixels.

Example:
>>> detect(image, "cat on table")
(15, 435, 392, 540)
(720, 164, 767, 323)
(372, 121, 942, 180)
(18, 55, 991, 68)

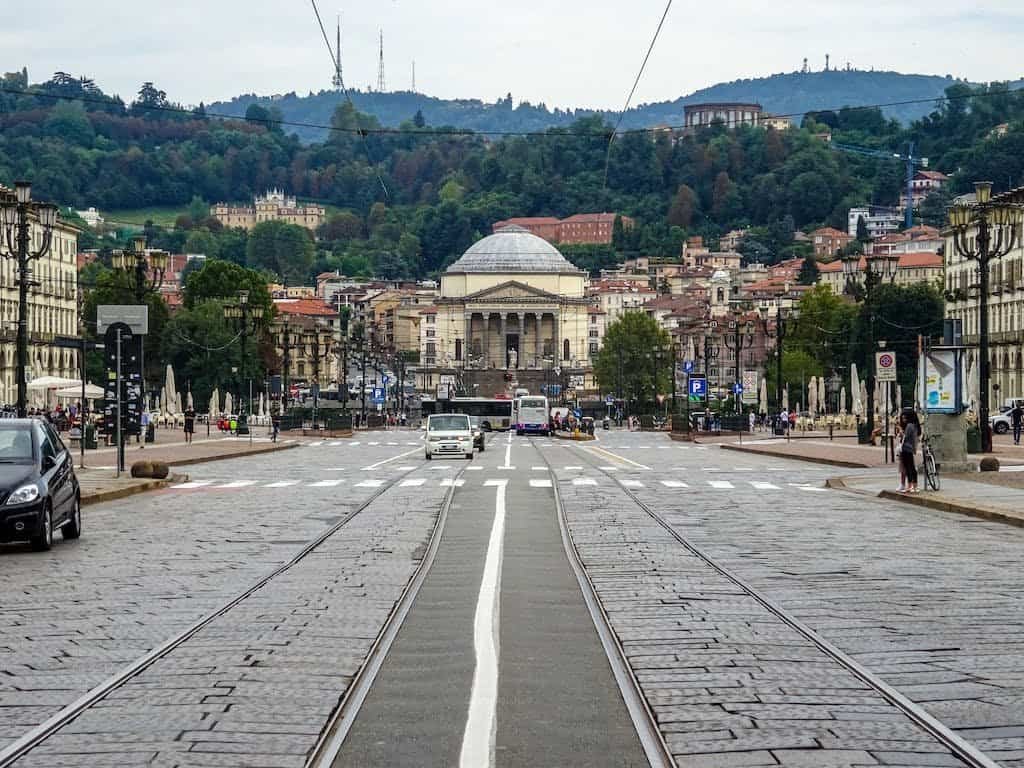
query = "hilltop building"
(683, 102, 763, 130)
(210, 190, 325, 232)
(492, 213, 632, 245)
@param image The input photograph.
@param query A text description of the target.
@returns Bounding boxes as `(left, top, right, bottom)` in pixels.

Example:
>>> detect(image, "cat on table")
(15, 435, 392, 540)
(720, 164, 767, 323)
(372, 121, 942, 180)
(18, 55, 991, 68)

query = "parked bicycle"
(921, 434, 940, 492)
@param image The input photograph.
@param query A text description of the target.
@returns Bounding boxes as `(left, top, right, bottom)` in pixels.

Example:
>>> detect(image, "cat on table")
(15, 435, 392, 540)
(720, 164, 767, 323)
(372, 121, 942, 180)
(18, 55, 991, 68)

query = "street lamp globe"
(974, 181, 993, 205)
(38, 204, 58, 229)
(238, 289, 250, 306)
(132, 236, 147, 253)
(149, 250, 169, 271)
(14, 181, 30, 204)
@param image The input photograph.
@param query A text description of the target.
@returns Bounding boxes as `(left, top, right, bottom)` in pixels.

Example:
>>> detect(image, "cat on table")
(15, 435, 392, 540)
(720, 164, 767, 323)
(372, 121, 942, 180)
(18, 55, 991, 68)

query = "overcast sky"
(4, 1, 1024, 109)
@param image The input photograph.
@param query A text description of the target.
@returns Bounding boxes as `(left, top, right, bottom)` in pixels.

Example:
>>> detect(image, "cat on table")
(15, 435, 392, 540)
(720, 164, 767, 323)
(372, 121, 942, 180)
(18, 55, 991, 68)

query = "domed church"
(423, 226, 595, 396)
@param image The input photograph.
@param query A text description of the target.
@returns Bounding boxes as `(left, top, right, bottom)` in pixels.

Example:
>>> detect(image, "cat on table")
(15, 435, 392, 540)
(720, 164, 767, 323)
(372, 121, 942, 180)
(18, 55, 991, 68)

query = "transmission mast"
(411, 60, 416, 92)
(331, 14, 344, 91)
(376, 29, 386, 92)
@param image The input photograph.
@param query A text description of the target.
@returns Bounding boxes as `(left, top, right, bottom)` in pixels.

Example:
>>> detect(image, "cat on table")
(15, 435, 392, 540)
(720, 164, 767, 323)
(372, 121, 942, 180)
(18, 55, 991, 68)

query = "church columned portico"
(463, 309, 566, 369)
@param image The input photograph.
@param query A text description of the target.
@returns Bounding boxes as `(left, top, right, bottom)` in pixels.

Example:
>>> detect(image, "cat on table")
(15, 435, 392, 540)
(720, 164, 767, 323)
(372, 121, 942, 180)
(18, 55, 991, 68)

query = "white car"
(425, 413, 475, 460)
(991, 411, 1013, 435)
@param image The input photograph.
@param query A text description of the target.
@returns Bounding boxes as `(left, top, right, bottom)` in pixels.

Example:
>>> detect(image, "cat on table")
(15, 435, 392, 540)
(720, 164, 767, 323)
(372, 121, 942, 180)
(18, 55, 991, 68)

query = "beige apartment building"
(211, 190, 326, 232)
(0, 201, 80, 405)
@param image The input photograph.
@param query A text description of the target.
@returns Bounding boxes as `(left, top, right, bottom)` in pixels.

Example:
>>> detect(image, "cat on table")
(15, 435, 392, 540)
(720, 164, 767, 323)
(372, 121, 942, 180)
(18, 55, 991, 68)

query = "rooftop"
(446, 226, 583, 275)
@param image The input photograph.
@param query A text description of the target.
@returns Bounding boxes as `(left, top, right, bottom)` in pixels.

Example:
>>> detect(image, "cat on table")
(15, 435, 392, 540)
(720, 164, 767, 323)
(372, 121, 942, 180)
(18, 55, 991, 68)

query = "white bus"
(514, 395, 550, 436)
(421, 397, 513, 431)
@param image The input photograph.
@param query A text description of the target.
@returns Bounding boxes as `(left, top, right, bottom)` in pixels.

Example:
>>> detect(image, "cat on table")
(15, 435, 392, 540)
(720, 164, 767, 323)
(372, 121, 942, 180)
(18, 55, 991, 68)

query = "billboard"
(741, 371, 758, 404)
(920, 348, 962, 415)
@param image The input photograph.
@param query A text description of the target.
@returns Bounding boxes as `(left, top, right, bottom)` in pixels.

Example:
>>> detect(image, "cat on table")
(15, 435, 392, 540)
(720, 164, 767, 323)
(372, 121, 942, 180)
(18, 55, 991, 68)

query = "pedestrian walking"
(748, 411, 755, 434)
(183, 407, 195, 444)
(899, 409, 920, 493)
(1012, 402, 1024, 445)
(894, 418, 906, 491)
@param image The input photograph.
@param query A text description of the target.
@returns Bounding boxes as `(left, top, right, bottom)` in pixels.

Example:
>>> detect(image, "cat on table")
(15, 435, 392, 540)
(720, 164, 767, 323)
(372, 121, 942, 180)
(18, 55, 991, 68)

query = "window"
(589, 329, 599, 338)
(589, 343, 599, 354)
(426, 329, 435, 338)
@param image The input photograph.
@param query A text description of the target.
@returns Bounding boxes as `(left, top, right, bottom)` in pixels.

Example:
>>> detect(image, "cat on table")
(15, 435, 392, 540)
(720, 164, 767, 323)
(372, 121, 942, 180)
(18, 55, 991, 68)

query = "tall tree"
(594, 313, 672, 410)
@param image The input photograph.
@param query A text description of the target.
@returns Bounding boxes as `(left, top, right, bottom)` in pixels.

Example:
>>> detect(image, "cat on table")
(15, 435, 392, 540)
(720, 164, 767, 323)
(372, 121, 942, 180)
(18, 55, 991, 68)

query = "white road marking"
(441, 478, 466, 487)
(791, 483, 828, 492)
(599, 466, 619, 472)
(368, 442, 380, 446)
(265, 481, 299, 488)
(582, 445, 652, 471)
(572, 478, 598, 486)
(531, 466, 546, 471)
(387, 442, 399, 445)
(308, 441, 324, 447)
(709, 480, 734, 489)
(529, 478, 552, 488)
(310, 480, 345, 487)
(363, 447, 423, 471)
(394, 466, 417, 471)
(173, 481, 213, 489)
(328, 441, 345, 447)
(326, 468, 346, 472)
(500, 434, 513, 470)
(406, 441, 421, 446)
(661, 480, 689, 488)
(460, 480, 508, 768)
(216, 480, 257, 489)
(432, 465, 453, 470)
(733, 467, 754, 471)
(466, 466, 484, 471)
(563, 466, 583, 471)
(350, 441, 361, 446)
(751, 481, 781, 490)
(400, 478, 426, 487)
(355, 479, 386, 488)
(703, 467, 721, 472)
(621, 479, 645, 488)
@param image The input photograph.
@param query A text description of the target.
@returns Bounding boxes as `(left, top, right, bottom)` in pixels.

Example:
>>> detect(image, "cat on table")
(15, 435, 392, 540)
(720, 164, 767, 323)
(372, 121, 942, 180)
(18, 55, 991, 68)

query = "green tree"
(184, 229, 220, 258)
(797, 256, 820, 285)
(594, 313, 672, 411)
(856, 215, 870, 243)
(182, 260, 274, 317)
(667, 184, 698, 228)
(246, 220, 315, 284)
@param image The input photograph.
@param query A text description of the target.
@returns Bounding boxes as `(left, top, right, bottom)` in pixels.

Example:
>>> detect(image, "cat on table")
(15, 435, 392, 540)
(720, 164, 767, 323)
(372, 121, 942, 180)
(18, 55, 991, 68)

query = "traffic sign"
(688, 375, 707, 401)
(605, 395, 615, 405)
(382, 375, 391, 385)
(372, 387, 386, 403)
(733, 383, 743, 395)
(876, 351, 898, 382)
(682, 360, 694, 374)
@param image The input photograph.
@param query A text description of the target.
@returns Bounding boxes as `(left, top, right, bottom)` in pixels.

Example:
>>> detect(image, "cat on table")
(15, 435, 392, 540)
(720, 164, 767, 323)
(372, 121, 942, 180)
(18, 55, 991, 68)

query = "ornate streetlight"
(947, 181, 1024, 452)
(724, 315, 756, 415)
(0, 182, 60, 417)
(111, 237, 169, 303)
(758, 301, 788, 415)
(223, 290, 265, 423)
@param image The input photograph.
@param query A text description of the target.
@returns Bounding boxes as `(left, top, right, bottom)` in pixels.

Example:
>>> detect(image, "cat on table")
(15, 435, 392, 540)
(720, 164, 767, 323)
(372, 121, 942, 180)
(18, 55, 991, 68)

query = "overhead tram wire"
(2, 82, 1024, 141)
(603, 0, 673, 189)
(309, 0, 389, 199)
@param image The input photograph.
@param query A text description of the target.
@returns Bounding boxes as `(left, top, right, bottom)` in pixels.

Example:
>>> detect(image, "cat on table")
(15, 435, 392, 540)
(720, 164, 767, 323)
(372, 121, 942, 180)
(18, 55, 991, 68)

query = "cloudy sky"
(4, 1, 1024, 108)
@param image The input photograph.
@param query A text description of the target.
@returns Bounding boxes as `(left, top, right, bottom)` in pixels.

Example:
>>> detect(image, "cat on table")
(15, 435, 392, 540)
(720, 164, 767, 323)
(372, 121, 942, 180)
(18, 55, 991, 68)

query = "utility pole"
(0, 182, 59, 417)
(281, 319, 292, 412)
(377, 29, 386, 92)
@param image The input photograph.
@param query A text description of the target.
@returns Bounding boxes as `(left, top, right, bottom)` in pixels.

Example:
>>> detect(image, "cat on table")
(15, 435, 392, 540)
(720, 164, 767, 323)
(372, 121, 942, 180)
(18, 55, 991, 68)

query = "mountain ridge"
(208, 69, 974, 142)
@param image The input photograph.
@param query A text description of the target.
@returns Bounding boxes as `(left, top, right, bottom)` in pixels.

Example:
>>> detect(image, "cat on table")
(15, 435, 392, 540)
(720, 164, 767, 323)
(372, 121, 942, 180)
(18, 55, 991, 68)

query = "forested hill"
(210, 70, 967, 143)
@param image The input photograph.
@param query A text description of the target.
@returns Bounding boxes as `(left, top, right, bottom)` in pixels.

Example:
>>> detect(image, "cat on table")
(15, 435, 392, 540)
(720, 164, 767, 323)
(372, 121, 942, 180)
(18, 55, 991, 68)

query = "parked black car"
(0, 419, 81, 551)
(468, 416, 486, 452)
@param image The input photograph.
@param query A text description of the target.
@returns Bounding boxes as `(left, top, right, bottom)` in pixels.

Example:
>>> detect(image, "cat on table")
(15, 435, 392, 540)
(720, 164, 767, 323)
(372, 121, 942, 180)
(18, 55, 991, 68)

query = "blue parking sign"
(372, 387, 386, 403)
(682, 360, 694, 374)
(688, 376, 707, 398)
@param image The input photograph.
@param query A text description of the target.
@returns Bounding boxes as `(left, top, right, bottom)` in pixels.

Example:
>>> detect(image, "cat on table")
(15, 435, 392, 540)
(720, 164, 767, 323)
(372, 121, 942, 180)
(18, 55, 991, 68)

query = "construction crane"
(831, 141, 929, 229)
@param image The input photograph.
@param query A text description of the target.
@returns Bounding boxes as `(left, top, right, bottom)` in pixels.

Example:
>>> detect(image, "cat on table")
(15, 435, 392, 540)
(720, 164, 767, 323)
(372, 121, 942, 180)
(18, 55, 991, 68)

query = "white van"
(425, 413, 475, 460)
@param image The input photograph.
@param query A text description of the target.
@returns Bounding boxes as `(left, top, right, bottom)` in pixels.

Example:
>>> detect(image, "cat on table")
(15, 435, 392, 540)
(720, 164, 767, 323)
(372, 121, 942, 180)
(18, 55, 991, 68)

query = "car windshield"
(429, 415, 470, 431)
(0, 426, 34, 462)
(468, 417, 481, 428)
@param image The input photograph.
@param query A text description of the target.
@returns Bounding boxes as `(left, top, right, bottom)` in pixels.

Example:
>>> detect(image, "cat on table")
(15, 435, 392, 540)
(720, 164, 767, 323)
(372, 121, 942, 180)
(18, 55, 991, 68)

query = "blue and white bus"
(514, 395, 550, 436)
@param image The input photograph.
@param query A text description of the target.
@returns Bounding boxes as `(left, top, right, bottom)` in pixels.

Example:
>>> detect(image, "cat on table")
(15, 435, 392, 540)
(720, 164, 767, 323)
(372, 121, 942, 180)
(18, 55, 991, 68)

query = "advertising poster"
(921, 349, 960, 414)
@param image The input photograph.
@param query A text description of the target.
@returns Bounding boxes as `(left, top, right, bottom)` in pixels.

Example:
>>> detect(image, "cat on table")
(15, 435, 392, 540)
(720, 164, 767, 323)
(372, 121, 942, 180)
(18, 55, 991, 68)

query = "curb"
(164, 441, 301, 468)
(876, 489, 1024, 528)
(719, 443, 871, 468)
(81, 472, 189, 507)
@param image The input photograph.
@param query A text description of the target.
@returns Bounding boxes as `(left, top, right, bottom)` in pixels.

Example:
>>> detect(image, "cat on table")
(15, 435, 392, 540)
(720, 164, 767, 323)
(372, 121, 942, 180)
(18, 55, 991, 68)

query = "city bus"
(420, 397, 514, 431)
(514, 394, 550, 436)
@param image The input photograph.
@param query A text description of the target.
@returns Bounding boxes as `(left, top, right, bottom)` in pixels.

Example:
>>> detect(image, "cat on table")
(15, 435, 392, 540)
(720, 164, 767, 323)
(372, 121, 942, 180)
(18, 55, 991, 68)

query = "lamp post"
(724, 316, 755, 415)
(757, 302, 787, 414)
(0, 182, 60, 417)
(112, 237, 168, 409)
(303, 322, 331, 427)
(947, 181, 1024, 453)
(223, 289, 264, 425)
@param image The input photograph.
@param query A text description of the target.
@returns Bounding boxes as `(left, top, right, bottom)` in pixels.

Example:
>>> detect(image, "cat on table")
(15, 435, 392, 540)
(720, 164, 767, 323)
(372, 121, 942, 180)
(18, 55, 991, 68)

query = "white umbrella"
(860, 380, 868, 417)
(840, 386, 847, 416)
(55, 383, 104, 399)
(187, 391, 194, 409)
(782, 386, 789, 412)
(758, 378, 768, 415)
(159, 387, 166, 413)
(27, 376, 80, 390)
(225, 392, 234, 415)
(808, 376, 818, 417)
(165, 365, 178, 412)
(257, 393, 265, 419)
(850, 364, 861, 416)
(818, 377, 827, 416)
(896, 384, 903, 413)
(209, 387, 220, 416)
(174, 392, 182, 414)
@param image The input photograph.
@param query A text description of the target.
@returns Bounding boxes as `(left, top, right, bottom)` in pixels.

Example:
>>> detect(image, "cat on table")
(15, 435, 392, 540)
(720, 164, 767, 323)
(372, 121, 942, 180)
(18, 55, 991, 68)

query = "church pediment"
(463, 280, 561, 302)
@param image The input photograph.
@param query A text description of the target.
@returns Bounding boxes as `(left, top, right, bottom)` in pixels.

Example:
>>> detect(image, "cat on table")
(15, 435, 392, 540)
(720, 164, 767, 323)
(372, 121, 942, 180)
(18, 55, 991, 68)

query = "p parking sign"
(688, 375, 707, 401)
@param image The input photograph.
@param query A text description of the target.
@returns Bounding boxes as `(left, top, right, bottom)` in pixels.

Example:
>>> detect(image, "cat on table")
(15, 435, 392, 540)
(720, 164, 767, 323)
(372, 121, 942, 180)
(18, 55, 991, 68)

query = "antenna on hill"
(331, 13, 344, 91)
(801, 57, 809, 74)
(412, 60, 416, 92)
(825, 53, 830, 71)
(377, 29, 386, 92)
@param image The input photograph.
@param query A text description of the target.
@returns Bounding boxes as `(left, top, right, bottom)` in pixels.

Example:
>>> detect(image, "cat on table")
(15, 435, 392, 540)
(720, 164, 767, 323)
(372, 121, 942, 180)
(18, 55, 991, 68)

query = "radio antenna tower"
(331, 14, 344, 90)
(411, 60, 416, 92)
(376, 29, 386, 92)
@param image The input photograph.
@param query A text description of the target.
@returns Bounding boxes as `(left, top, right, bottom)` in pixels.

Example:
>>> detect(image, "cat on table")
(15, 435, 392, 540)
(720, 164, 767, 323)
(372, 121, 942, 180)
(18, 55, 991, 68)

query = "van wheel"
(466, 452, 474, 460)
(425, 453, 432, 461)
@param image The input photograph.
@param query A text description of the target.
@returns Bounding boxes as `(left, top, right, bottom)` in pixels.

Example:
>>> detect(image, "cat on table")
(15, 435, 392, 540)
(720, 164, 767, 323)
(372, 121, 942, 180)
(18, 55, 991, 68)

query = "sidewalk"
(73, 432, 301, 505)
(831, 471, 1024, 527)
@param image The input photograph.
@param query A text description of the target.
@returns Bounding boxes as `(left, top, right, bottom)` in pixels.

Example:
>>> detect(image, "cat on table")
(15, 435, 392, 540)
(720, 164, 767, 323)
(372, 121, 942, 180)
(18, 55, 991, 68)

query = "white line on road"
(529, 478, 552, 488)
(572, 477, 598, 486)
(172, 481, 213, 489)
(709, 480, 734, 489)
(460, 479, 508, 768)
(661, 480, 689, 488)
(349, 442, 361, 446)
(466, 466, 483, 471)
(582, 445, 652, 471)
(265, 481, 299, 488)
(216, 480, 257, 489)
(621, 479, 644, 488)
(531, 466, 546, 471)
(363, 447, 423, 471)
(751, 481, 781, 490)
(563, 466, 583, 471)
(400, 478, 426, 487)
(310, 480, 345, 487)
(500, 432, 513, 470)
(599, 466, 619, 472)
(441, 478, 466, 487)
(355, 479, 386, 488)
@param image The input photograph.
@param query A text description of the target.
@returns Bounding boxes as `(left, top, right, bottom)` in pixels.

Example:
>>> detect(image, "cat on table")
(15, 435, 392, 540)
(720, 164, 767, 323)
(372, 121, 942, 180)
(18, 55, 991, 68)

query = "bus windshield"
(519, 398, 546, 409)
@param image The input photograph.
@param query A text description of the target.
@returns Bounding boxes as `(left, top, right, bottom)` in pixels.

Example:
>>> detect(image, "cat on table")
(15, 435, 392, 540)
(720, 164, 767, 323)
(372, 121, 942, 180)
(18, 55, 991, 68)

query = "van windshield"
(429, 415, 470, 431)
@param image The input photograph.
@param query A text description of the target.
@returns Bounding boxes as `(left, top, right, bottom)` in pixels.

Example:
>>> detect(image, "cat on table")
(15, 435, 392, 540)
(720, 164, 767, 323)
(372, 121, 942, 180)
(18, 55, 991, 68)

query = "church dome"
(446, 225, 583, 274)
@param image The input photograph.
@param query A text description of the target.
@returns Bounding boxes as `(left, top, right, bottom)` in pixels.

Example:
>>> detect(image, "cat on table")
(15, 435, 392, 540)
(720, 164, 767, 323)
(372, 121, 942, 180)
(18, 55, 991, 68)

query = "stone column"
(534, 313, 543, 365)
(464, 313, 472, 364)
(499, 314, 507, 368)
(554, 309, 561, 362)
(483, 313, 490, 369)
(512, 312, 522, 369)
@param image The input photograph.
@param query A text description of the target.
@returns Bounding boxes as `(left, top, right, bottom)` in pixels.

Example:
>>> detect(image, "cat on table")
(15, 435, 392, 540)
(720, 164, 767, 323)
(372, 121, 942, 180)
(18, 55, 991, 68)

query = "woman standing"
(900, 409, 921, 493)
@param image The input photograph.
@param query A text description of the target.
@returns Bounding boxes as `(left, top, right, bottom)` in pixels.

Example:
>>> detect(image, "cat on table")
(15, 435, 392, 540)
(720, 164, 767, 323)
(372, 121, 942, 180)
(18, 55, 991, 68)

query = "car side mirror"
(42, 454, 57, 472)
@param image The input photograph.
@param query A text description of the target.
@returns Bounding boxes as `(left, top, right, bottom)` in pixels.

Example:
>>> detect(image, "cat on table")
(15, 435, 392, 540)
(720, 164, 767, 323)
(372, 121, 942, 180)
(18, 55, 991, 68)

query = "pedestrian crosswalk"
(169, 476, 827, 494)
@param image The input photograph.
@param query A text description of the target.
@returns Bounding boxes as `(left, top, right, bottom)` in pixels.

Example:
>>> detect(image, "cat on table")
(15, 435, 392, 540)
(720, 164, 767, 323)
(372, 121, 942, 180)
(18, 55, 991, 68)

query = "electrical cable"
(604, 0, 673, 187)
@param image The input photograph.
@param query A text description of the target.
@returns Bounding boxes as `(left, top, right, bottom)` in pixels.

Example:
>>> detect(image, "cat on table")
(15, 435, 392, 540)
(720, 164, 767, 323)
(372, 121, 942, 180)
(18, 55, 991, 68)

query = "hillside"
(210, 70, 967, 143)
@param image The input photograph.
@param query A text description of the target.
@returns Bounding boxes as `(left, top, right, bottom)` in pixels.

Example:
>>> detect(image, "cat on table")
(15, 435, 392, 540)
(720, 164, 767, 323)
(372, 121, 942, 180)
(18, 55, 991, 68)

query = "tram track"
(557, 440, 1003, 768)
(0, 458, 459, 768)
